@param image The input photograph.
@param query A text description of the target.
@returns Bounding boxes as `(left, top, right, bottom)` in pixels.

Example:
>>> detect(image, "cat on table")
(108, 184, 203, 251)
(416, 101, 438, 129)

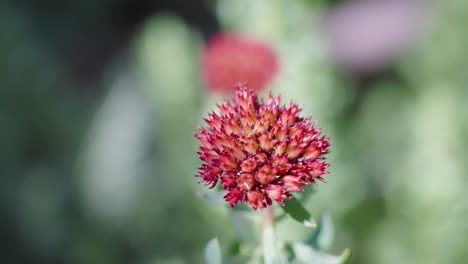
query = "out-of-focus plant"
(201, 33, 278, 93)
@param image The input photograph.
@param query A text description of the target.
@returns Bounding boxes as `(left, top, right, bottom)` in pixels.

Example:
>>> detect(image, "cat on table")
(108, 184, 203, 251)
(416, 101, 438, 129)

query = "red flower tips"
(195, 84, 331, 210)
(202, 33, 279, 93)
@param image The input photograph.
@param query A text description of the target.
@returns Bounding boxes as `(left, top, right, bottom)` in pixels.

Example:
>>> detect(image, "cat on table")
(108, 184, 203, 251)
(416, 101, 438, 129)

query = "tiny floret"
(195, 84, 331, 210)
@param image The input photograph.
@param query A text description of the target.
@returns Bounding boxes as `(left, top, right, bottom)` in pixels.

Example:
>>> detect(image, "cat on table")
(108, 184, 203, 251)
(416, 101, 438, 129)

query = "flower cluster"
(195, 84, 331, 210)
(201, 33, 278, 93)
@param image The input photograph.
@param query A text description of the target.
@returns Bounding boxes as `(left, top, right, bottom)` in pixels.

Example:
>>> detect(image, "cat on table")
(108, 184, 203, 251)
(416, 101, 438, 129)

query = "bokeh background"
(2, 0, 468, 263)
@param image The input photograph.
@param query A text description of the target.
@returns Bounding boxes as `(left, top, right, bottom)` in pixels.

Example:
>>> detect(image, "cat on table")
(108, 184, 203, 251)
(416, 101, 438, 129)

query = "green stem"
(262, 207, 276, 264)
(262, 206, 275, 227)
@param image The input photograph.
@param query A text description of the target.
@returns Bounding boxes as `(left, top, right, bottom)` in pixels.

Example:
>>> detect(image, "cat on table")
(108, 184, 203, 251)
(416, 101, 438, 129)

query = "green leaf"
(283, 242, 296, 261)
(226, 240, 241, 257)
(295, 186, 316, 202)
(291, 243, 324, 262)
(308, 213, 334, 250)
(282, 197, 316, 228)
(338, 248, 352, 264)
(204, 237, 222, 264)
(291, 243, 351, 264)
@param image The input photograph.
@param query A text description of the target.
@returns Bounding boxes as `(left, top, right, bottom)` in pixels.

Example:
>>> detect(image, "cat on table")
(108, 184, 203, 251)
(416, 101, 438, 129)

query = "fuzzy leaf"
(338, 248, 352, 264)
(282, 197, 316, 228)
(291, 243, 323, 262)
(291, 243, 351, 264)
(204, 237, 222, 264)
(309, 213, 334, 250)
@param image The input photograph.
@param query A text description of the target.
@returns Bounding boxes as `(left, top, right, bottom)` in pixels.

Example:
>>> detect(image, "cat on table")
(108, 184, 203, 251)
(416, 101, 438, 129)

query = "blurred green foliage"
(2, 0, 468, 263)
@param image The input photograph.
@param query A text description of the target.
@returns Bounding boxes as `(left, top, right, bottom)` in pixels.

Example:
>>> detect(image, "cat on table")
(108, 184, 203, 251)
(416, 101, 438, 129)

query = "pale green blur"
(2, 0, 468, 263)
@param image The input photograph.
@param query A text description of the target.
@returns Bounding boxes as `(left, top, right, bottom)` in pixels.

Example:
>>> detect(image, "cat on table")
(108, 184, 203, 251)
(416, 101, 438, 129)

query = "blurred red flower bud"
(202, 33, 278, 93)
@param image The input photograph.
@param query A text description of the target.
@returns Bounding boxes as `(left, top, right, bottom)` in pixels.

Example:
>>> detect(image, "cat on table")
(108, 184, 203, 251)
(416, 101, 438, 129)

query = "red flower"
(202, 33, 278, 93)
(195, 84, 331, 210)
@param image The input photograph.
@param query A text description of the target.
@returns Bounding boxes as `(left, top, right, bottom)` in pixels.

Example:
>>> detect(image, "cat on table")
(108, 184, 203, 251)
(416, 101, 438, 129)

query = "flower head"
(202, 33, 278, 93)
(195, 84, 331, 210)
